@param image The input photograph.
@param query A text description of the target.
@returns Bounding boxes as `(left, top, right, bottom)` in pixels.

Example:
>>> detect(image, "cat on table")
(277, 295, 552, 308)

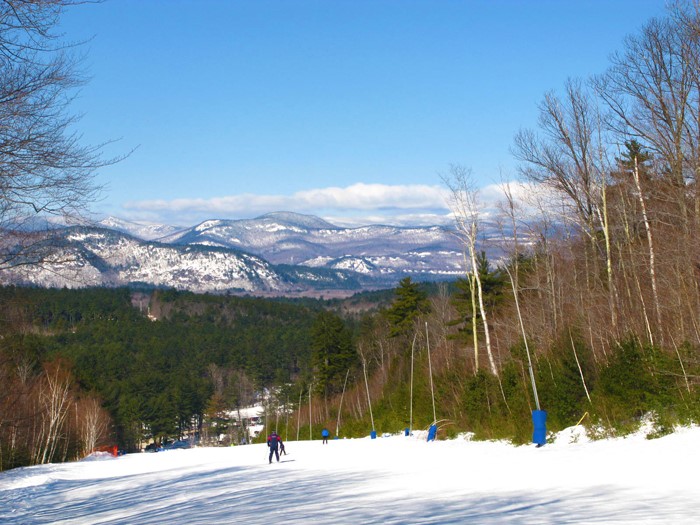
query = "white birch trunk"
(632, 157, 662, 341)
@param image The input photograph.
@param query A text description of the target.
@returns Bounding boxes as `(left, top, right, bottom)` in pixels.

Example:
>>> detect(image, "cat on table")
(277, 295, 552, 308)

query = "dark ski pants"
(269, 447, 279, 463)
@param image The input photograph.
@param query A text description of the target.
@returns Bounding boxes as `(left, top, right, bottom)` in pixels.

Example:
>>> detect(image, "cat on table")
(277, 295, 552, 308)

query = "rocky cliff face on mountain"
(0, 212, 467, 295)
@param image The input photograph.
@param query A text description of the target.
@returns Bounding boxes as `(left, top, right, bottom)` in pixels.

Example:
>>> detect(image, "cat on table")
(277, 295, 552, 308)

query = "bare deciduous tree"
(0, 0, 116, 272)
(35, 360, 73, 464)
(75, 397, 110, 458)
(593, 11, 697, 230)
(513, 79, 603, 231)
(443, 165, 498, 376)
(513, 78, 626, 335)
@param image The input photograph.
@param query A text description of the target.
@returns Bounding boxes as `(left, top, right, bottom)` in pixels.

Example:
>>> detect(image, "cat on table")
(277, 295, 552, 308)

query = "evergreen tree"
(615, 139, 653, 184)
(385, 277, 430, 338)
(310, 310, 356, 396)
(449, 251, 505, 343)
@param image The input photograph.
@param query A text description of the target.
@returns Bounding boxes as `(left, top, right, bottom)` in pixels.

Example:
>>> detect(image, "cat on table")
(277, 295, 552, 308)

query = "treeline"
(284, 2, 700, 442)
(312, 278, 699, 445)
(0, 287, 323, 469)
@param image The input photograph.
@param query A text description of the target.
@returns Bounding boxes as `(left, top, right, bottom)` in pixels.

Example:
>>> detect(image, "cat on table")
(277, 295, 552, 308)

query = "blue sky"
(60, 0, 668, 227)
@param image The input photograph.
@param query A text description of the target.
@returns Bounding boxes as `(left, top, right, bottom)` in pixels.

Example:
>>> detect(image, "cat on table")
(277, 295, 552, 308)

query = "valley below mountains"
(1, 212, 468, 296)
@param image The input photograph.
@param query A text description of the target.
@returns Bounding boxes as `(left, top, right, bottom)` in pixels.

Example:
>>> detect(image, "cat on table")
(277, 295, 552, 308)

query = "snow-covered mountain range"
(1, 212, 467, 295)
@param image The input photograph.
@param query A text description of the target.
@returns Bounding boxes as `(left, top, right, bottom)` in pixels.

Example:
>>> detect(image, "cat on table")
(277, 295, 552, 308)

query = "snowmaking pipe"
(362, 352, 375, 435)
(336, 369, 350, 437)
(426, 322, 437, 425)
(410, 332, 417, 435)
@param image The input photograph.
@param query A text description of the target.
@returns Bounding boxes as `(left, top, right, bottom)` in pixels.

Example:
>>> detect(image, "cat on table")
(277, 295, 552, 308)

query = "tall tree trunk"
(632, 157, 663, 342)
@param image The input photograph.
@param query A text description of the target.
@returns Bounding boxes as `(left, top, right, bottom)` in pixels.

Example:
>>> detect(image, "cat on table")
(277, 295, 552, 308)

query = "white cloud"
(121, 183, 452, 225)
(114, 181, 556, 228)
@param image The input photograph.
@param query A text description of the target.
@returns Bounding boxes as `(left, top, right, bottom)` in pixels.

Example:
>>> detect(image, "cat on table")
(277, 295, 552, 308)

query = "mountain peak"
(256, 211, 337, 230)
(99, 217, 183, 241)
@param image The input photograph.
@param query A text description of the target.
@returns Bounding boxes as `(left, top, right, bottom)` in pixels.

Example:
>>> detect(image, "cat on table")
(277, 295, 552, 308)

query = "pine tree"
(449, 252, 505, 343)
(385, 277, 430, 338)
(310, 311, 356, 396)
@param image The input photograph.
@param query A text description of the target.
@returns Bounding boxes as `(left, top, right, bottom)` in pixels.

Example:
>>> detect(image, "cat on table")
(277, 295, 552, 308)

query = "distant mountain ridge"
(0, 212, 467, 295)
(98, 216, 186, 241)
(155, 211, 463, 268)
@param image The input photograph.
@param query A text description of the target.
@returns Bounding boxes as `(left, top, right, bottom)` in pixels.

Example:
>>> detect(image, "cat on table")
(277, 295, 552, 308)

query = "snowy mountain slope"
(99, 217, 184, 241)
(0, 227, 365, 294)
(1, 212, 469, 294)
(167, 215, 460, 260)
(161, 211, 337, 247)
(160, 211, 467, 280)
(1, 425, 698, 524)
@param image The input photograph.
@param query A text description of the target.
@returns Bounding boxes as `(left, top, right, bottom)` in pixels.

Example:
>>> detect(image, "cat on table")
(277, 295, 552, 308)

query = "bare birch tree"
(443, 165, 498, 376)
(35, 361, 73, 464)
(631, 156, 663, 344)
(497, 180, 541, 409)
(75, 397, 110, 458)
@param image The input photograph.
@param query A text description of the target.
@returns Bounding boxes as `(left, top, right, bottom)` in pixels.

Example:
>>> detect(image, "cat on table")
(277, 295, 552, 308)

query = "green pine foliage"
(0, 286, 322, 457)
(310, 310, 357, 396)
(384, 277, 430, 339)
(448, 252, 507, 343)
(533, 331, 596, 431)
(588, 338, 695, 435)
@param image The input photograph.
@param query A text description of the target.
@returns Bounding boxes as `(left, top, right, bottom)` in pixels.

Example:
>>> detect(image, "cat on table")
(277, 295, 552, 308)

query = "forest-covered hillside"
(0, 286, 329, 468)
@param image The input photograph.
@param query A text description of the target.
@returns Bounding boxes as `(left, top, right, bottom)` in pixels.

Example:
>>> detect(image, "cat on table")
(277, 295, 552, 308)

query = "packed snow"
(1, 425, 698, 524)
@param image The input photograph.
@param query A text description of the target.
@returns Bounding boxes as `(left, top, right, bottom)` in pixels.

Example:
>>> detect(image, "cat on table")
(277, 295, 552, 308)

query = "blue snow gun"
(427, 424, 437, 442)
(532, 410, 547, 447)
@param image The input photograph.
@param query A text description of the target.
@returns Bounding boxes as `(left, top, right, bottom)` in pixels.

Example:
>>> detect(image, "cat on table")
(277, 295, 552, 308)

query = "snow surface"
(1, 425, 699, 524)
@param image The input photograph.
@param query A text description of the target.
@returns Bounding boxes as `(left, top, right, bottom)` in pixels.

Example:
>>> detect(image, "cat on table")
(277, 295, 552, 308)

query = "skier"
(267, 431, 283, 463)
(322, 427, 329, 444)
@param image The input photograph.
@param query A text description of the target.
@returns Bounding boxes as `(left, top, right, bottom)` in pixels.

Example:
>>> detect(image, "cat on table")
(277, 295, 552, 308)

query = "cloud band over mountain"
(122, 183, 453, 226)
